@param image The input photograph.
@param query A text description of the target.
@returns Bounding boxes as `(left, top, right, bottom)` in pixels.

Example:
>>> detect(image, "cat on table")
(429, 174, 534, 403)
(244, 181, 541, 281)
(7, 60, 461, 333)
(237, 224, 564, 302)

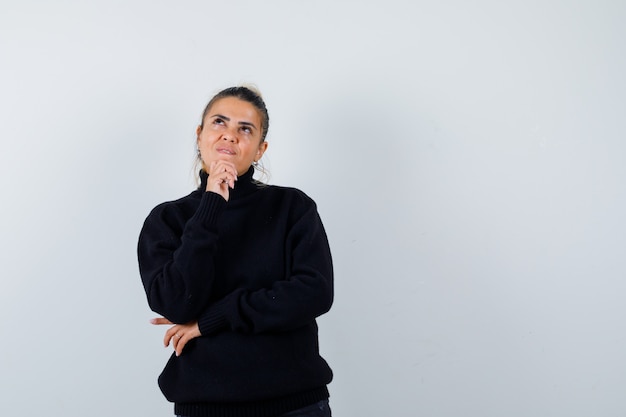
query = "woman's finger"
(177, 322, 201, 356)
(150, 317, 173, 325)
(176, 333, 190, 357)
(209, 161, 237, 182)
(157, 321, 200, 356)
(172, 331, 183, 351)
(163, 326, 179, 347)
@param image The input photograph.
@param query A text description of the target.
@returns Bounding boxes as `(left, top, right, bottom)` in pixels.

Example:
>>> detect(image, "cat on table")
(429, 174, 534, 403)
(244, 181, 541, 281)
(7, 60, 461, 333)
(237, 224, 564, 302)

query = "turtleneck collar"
(198, 166, 260, 199)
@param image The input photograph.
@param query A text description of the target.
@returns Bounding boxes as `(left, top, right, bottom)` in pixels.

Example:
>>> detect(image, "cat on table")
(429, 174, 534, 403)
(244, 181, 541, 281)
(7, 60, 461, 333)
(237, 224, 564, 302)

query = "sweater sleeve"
(197, 196, 334, 335)
(138, 192, 226, 324)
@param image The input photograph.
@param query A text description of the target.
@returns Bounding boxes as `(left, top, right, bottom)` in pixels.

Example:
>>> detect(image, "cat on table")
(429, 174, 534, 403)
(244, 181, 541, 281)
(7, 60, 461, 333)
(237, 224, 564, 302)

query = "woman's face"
(196, 97, 268, 175)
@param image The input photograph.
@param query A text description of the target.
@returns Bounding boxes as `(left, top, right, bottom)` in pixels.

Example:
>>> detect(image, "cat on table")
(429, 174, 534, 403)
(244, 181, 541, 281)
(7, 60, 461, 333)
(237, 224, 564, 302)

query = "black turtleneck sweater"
(137, 167, 333, 417)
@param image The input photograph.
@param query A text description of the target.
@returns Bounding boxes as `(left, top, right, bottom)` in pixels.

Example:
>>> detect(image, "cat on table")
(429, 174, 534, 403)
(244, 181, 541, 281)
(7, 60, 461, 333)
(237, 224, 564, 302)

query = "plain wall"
(1, 1, 625, 416)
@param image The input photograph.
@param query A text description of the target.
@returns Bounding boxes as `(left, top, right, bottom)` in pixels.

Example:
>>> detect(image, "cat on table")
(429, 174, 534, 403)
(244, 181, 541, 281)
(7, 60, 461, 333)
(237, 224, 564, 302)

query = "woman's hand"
(206, 160, 238, 201)
(150, 317, 201, 357)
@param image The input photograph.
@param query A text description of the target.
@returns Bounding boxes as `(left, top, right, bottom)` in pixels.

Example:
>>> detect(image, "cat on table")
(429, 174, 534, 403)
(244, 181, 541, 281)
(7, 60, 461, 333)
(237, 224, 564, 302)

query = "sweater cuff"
(192, 191, 226, 226)
(198, 297, 230, 335)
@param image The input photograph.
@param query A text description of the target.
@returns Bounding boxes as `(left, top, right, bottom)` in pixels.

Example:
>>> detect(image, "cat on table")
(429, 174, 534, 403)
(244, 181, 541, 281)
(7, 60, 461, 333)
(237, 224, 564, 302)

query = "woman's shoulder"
(144, 189, 202, 224)
(263, 183, 314, 200)
(258, 183, 318, 213)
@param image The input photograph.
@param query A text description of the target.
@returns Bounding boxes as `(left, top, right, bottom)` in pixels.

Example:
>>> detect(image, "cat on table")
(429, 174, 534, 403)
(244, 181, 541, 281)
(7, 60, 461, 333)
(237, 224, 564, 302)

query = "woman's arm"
(138, 191, 226, 324)
(196, 198, 334, 335)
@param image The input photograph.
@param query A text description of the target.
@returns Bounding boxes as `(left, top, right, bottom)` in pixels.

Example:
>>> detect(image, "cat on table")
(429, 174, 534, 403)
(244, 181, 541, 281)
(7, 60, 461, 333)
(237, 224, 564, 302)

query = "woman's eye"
(241, 126, 251, 134)
(213, 118, 224, 125)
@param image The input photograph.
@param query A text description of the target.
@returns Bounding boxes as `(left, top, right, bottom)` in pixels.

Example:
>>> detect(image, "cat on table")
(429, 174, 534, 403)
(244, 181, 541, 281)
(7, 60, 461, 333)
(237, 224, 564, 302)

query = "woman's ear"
(196, 126, 203, 147)
(255, 141, 269, 162)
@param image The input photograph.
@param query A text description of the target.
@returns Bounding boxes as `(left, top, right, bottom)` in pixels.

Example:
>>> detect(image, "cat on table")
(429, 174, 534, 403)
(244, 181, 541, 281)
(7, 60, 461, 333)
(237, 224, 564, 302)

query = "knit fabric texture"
(138, 167, 333, 417)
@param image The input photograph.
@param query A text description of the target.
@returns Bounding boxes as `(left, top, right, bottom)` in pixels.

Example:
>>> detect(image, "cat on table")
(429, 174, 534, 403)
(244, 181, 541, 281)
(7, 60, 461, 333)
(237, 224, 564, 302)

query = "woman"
(137, 86, 334, 417)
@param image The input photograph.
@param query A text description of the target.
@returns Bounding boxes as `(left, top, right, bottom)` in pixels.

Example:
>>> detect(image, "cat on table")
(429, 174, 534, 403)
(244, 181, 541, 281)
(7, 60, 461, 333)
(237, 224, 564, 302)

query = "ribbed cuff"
(198, 297, 230, 335)
(193, 191, 227, 226)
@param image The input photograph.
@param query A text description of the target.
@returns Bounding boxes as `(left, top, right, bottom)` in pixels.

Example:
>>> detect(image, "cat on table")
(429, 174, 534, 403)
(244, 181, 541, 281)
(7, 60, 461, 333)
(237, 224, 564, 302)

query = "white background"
(1, 1, 625, 416)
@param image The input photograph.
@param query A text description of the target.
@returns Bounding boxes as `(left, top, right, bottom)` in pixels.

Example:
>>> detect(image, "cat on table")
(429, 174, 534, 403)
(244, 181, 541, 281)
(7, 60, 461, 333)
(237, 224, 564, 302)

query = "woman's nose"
(222, 133, 236, 142)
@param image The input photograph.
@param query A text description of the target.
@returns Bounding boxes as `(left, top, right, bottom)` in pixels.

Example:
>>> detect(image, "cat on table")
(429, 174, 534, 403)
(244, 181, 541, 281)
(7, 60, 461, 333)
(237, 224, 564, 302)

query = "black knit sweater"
(137, 167, 333, 417)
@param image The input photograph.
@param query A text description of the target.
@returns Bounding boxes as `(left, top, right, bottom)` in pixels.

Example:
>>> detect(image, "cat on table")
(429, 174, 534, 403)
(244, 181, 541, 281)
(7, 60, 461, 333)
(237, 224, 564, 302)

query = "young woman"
(138, 86, 333, 417)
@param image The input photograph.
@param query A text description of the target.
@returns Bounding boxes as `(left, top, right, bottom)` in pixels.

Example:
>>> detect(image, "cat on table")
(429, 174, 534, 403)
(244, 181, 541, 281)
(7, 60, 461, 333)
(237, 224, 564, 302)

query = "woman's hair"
(194, 85, 270, 182)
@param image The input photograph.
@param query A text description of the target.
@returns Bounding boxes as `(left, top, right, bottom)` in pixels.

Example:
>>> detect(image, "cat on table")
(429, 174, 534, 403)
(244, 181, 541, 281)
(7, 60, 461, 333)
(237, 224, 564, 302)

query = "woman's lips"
(217, 147, 236, 155)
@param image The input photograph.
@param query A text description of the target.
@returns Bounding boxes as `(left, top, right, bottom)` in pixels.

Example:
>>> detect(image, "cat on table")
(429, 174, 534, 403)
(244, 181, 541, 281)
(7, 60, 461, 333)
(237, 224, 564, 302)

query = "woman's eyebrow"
(239, 121, 257, 130)
(210, 113, 230, 120)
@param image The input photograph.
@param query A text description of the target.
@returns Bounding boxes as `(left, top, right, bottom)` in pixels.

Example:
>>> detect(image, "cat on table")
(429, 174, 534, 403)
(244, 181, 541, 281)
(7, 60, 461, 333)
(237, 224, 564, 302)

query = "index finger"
(150, 317, 173, 325)
(210, 160, 237, 176)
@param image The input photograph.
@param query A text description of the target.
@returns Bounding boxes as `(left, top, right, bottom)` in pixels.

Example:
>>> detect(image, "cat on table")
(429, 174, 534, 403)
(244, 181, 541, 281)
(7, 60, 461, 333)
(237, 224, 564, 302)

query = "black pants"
(279, 400, 331, 417)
